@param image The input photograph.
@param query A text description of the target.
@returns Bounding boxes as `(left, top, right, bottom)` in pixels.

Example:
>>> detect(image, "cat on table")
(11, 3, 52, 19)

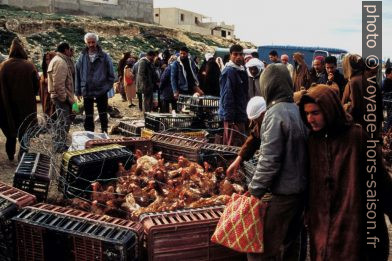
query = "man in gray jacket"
(248, 64, 308, 261)
(75, 33, 115, 133)
(136, 50, 157, 112)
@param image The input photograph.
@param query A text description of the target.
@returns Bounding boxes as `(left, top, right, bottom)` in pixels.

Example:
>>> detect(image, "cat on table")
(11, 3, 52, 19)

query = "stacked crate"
(177, 95, 222, 130)
(140, 206, 246, 261)
(0, 182, 36, 261)
(13, 203, 142, 261)
(60, 144, 134, 199)
(117, 120, 145, 137)
(144, 112, 195, 132)
(13, 153, 51, 201)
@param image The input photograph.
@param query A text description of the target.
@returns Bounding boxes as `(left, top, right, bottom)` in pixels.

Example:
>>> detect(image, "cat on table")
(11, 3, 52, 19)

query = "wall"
(0, 0, 153, 23)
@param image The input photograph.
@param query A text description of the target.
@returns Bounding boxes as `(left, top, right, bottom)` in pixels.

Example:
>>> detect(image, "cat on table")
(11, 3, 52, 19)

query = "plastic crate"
(177, 95, 220, 115)
(85, 137, 153, 155)
(0, 182, 36, 261)
(13, 153, 51, 202)
(60, 144, 134, 199)
(118, 120, 145, 137)
(13, 206, 139, 261)
(144, 112, 195, 132)
(199, 144, 241, 168)
(31, 203, 144, 259)
(140, 206, 246, 261)
(151, 133, 206, 163)
(203, 113, 222, 129)
(242, 157, 258, 185)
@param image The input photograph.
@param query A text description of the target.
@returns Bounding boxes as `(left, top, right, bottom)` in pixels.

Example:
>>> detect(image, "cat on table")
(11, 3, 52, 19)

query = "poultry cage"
(0, 181, 36, 261)
(144, 112, 196, 132)
(85, 137, 153, 155)
(150, 132, 207, 162)
(59, 144, 134, 200)
(13, 152, 51, 202)
(117, 120, 146, 137)
(140, 206, 245, 261)
(13, 204, 141, 261)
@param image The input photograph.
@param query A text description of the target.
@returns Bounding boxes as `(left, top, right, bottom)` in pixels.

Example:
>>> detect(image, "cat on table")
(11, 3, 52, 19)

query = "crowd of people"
(0, 32, 391, 260)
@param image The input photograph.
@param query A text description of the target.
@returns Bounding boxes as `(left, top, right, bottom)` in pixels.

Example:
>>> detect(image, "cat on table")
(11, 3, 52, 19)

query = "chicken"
(69, 198, 91, 211)
(219, 179, 234, 196)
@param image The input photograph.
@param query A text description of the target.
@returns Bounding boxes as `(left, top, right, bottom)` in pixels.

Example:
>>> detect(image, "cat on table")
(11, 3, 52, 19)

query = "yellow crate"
(141, 128, 155, 139)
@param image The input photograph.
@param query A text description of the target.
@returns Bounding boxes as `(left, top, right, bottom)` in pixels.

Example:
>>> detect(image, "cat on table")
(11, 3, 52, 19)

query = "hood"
(8, 38, 28, 60)
(299, 85, 353, 134)
(293, 52, 306, 66)
(224, 60, 245, 71)
(259, 63, 293, 108)
(246, 58, 264, 78)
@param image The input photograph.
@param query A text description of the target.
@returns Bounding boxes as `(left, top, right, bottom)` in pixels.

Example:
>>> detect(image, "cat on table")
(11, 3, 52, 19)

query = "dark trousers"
(161, 99, 177, 113)
(53, 99, 71, 150)
(137, 92, 143, 112)
(83, 94, 108, 133)
(247, 194, 305, 261)
(144, 91, 153, 112)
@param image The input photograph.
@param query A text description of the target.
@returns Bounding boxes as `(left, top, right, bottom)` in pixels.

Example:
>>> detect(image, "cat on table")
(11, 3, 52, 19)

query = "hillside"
(0, 4, 255, 70)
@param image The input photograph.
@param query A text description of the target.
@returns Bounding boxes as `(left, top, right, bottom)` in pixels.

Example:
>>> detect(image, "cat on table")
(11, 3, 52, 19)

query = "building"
(0, 0, 154, 23)
(154, 8, 235, 39)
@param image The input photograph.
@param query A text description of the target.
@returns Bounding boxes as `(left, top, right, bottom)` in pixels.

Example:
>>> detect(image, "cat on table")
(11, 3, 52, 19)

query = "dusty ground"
(0, 93, 391, 259)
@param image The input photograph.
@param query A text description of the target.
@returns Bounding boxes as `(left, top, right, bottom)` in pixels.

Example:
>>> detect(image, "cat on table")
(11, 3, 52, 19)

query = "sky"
(154, 0, 391, 59)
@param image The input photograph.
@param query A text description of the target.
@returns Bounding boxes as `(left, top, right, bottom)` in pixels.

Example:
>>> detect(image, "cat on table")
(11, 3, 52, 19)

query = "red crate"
(140, 206, 246, 261)
(0, 181, 36, 208)
(85, 137, 152, 155)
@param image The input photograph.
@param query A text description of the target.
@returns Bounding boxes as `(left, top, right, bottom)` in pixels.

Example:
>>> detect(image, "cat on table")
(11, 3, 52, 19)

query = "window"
(195, 17, 199, 24)
(221, 30, 226, 37)
(228, 32, 231, 36)
(155, 13, 159, 17)
(180, 14, 184, 21)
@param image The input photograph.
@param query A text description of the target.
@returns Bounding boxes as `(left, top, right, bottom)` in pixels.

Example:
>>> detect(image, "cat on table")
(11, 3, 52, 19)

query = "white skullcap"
(246, 96, 267, 120)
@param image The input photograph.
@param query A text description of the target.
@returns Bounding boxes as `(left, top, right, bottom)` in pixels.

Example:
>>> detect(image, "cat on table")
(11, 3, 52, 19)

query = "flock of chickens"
(68, 150, 246, 220)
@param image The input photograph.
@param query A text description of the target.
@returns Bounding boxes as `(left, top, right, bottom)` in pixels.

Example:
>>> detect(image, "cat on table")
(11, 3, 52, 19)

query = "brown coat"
(299, 86, 391, 261)
(0, 39, 39, 138)
(293, 52, 311, 91)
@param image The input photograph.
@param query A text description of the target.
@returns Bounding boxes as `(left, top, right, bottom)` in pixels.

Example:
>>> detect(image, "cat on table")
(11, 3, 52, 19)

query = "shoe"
(128, 104, 136, 108)
(7, 153, 14, 161)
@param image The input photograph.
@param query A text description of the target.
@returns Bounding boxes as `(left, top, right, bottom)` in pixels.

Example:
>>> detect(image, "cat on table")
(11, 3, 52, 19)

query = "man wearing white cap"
(246, 58, 265, 100)
(226, 96, 266, 177)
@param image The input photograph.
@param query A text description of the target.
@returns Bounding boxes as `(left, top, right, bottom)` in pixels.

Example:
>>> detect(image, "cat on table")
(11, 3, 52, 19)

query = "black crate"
(14, 153, 51, 202)
(203, 113, 222, 129)
(177, 95, 220, 115)
(0, 198, 18, 261)
(199, 144, 240, 168)
(144, 112, 195, 132)
(118, 120, 145, 137)
(60, 145, 134, 200)
(13, 207, 139, 261)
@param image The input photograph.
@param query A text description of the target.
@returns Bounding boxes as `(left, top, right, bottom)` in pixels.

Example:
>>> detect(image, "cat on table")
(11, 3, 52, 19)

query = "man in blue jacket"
(170, 46, 203, 99)
(218, 44, 248, 146)
(75, 32, 115, 133)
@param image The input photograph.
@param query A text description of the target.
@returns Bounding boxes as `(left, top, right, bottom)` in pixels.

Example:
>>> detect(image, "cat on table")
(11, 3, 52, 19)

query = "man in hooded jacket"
(0, 38, 39, 160)
(248, 64, 308, 261)
(299, 86, 391, 261)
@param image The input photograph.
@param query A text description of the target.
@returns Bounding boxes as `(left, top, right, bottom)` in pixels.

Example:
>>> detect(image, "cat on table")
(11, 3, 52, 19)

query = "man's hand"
(174, 91, 179, 100)
(226, 156, 242, 178)
(194, 86, 204, 96)
(328, 73, 334, 82)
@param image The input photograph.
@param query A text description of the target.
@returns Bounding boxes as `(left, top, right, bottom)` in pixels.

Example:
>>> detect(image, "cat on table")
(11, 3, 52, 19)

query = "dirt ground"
(0, 93, 391, 260)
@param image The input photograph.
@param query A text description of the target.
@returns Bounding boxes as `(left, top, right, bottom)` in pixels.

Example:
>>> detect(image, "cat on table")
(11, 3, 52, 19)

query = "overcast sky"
(154, 0, 391, 59)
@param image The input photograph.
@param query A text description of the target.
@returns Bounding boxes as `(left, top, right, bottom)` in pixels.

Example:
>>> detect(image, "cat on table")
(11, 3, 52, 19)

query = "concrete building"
(154, 8, 235, 39)
(0, 0, 154, 23)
